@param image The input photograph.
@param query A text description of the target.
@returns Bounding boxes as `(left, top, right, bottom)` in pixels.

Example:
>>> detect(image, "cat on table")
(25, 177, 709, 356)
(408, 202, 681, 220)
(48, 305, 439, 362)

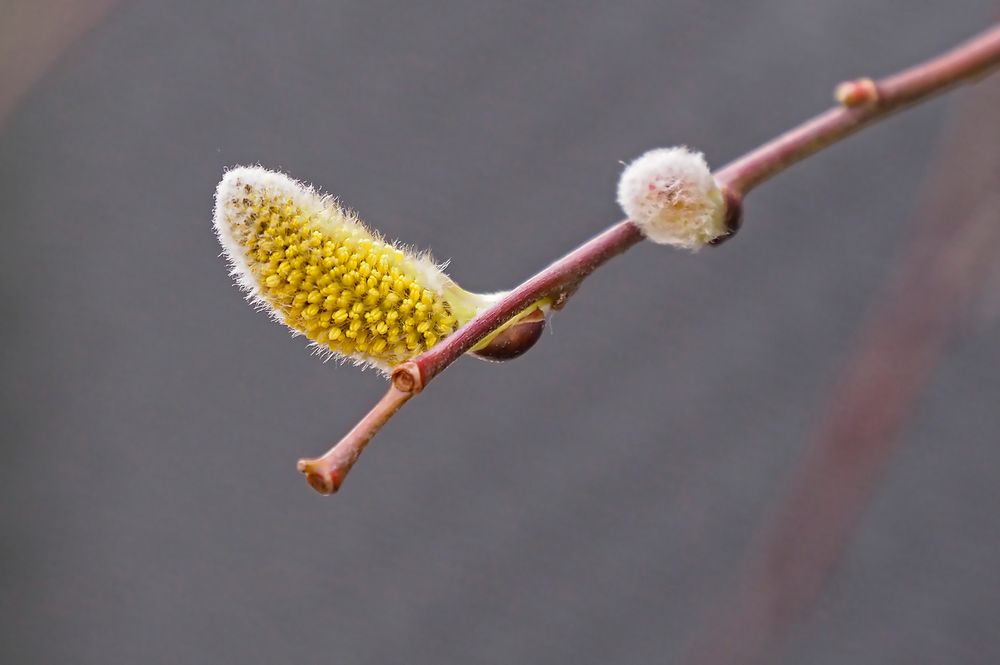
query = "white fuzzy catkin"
(616, 147, 727, 250)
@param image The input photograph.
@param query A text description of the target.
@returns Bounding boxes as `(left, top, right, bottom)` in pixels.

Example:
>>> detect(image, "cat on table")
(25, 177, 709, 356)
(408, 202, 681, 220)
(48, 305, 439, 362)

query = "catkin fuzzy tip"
(213, 166, 479, 372)
(616, 147, 728, 250)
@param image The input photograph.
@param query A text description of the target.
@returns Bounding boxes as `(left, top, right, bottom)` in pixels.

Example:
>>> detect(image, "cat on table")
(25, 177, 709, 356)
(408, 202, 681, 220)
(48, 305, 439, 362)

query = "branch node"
(391, 362, 423, 394)
(835, 77, 880, 107)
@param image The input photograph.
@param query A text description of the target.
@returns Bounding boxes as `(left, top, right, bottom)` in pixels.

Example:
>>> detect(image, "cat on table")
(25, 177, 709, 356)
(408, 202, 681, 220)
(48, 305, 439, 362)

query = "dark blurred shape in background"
(0, 0, 118, 127)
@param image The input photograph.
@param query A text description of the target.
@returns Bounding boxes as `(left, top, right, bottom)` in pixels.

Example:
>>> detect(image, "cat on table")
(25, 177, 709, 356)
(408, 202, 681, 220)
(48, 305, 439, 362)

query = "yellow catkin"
(214, 167, 470, 370)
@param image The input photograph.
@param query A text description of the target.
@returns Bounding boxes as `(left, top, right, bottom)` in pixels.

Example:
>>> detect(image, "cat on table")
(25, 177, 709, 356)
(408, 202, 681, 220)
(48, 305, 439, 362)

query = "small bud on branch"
(617, 147, 729, 249)
(835, 77, 880, 107)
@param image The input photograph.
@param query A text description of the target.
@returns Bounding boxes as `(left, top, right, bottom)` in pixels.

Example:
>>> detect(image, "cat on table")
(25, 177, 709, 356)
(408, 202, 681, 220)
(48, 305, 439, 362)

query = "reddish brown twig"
(683, 75, 1000, 665)
(297, 363, 422, 494)
(715, 23, 1000, 194)
(298, 22, 1000, 494)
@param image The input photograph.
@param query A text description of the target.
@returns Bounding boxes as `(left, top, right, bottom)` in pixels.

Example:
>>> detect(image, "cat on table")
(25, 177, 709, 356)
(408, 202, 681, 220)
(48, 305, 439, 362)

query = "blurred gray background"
(2, 1, 999, 663)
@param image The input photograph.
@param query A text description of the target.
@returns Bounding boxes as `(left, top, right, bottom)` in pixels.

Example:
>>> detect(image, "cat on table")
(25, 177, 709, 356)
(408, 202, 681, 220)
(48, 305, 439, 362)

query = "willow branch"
(298, 22, 1000, 494)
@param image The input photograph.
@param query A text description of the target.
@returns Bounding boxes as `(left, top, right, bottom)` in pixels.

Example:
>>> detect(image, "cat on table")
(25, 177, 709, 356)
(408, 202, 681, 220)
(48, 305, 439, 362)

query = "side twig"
(298, 22, 1000, 494)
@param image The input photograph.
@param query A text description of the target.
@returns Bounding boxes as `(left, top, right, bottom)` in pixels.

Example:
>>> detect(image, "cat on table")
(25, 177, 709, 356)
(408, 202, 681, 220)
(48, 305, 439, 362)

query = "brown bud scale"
(471, 308, 546, 362)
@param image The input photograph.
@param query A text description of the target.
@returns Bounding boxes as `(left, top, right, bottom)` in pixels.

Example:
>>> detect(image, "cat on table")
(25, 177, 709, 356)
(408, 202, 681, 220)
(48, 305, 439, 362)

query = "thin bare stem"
(714, 23, 1000, 195)
(683, 74, 1000, 665)
(297, 363, 422, 494)
(298, 22, 1000, 493)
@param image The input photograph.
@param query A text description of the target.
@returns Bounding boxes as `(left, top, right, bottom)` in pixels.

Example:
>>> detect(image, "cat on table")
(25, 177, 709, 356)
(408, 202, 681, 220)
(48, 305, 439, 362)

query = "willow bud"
(616, 147, 730, 249)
